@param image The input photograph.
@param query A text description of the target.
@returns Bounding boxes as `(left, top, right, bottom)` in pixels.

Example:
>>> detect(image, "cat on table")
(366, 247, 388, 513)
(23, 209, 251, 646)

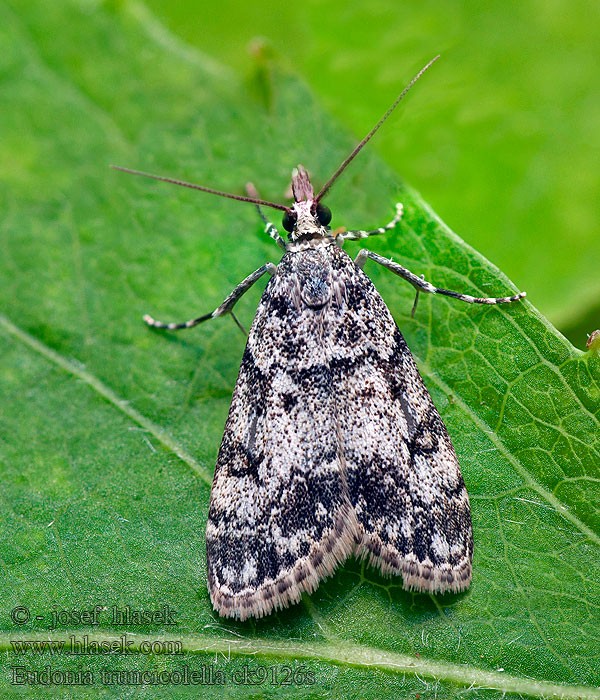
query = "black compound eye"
(315, 202, 332, 226)
(282, 209, 297, 233)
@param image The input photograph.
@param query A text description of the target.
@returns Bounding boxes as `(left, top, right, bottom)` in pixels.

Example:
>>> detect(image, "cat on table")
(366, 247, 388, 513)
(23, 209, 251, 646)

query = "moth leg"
(355, 249, 526, 306)
(143, 263, 277, 330)
(410, 274, 425, 318)
(246, 182, 287, 250)
(338, 203, 403, 242)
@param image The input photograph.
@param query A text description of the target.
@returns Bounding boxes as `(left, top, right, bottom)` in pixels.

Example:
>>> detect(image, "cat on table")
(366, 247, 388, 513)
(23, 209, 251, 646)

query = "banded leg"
(338, 203, 403, 242)
(355, 249, 526, 307)
(143, 263, 277, 330)
(410, 274, 425, 318)
(246, 182, 286, 250)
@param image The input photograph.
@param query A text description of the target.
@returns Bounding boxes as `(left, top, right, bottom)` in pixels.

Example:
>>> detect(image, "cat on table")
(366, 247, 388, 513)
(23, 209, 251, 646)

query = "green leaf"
(1, 1, 599, 698)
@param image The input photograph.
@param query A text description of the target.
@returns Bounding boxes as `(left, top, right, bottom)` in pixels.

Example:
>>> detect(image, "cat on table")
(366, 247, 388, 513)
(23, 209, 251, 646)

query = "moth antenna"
(315, 55, 440, 203)
(110, 166, 289, 212)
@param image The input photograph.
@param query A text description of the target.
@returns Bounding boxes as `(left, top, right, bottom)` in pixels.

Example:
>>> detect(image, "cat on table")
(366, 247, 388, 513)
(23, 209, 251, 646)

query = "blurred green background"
(145, 0, 600, 344)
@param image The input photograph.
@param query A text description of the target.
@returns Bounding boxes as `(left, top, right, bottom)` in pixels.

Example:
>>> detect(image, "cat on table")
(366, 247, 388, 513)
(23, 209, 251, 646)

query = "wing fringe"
(208, 504, 360, 620)
(355, 537, 472, 593)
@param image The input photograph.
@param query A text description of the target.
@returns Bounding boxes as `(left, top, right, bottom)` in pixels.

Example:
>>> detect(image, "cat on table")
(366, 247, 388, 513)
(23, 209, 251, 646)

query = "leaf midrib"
(2, 630, 599, 699)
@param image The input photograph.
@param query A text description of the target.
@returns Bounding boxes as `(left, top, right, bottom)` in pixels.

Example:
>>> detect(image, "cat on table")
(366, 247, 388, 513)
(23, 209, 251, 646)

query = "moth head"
(282, 165, 332, 241)
(110, 57, 439, 248)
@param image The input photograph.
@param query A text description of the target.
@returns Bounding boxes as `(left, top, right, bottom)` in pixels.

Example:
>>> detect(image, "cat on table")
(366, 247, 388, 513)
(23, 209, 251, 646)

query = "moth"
(113, 57, 525, 620)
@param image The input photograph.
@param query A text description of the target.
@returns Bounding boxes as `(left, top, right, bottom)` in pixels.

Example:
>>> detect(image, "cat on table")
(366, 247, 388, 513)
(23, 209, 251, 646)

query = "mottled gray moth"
(113, 56, 525, 620)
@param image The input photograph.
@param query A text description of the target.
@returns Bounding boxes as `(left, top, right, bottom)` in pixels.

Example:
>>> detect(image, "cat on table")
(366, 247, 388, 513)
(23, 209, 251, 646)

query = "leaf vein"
(0, 315, 212, 487)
